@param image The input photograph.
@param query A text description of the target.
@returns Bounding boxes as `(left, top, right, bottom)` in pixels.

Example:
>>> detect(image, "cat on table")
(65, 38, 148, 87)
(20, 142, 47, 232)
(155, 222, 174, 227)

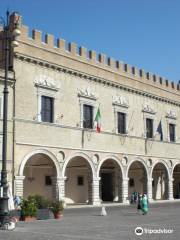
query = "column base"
(92, 200, 101, 206)
(122, 199, 130, 204)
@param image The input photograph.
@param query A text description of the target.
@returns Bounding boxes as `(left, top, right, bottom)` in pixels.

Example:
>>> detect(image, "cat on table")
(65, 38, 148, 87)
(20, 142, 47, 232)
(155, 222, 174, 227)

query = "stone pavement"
(0, 202, 179, 240)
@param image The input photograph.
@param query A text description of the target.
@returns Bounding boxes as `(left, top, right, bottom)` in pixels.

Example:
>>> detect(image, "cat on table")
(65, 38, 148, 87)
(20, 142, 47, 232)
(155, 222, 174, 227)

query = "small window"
(83, 104, 93, 129)
(169, 123, 175, 142)
(129, 178, 134, 187)
(117, 112, 126, 134)
(45, 176, 52, 186)
(77, 176, 84, 186)
(146, 118, 153, 138)
(41, 96, 54, 123)
(152, 180, 155, 187)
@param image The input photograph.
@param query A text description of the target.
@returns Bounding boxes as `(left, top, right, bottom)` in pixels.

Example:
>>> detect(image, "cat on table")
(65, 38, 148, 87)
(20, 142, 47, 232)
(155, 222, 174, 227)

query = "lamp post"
(0, 11, 20, 230)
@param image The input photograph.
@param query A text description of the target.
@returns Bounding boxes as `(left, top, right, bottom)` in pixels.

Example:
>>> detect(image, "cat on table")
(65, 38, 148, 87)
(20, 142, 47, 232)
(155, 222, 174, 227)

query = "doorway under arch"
(152, 162, 169, 200)
(173, 164, 180, 199)
(99, 159, 123, 202)
(128, 161, 148, 199)
(23, 153, 57, 200)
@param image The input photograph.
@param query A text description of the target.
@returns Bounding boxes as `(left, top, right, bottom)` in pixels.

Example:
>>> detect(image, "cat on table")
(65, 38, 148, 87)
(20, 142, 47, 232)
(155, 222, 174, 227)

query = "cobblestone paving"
(0, 202, 179, 240)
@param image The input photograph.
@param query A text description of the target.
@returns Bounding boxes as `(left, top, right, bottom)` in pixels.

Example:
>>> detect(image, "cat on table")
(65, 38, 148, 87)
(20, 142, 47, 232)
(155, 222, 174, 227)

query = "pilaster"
(51, 177, 66, 201)
(147, 177, 153, 201)
(122, 178, 129, 204)
(168, 178, 174, 200)
(92, 177, 101, 206)
(14, 175, 25, 197)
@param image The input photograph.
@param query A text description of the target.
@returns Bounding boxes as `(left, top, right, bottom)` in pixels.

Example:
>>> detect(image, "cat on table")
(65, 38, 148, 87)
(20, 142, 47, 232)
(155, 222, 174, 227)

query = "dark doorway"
(101, 172, 113, 201)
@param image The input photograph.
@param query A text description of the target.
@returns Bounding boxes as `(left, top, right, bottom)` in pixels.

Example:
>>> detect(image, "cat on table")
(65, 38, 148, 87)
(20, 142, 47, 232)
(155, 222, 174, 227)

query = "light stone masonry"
(0, 13, 180, 206)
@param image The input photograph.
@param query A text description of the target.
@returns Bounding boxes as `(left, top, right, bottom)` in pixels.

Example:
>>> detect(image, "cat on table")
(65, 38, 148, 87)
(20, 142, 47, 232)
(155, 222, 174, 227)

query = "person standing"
(141, 194, 148, 215)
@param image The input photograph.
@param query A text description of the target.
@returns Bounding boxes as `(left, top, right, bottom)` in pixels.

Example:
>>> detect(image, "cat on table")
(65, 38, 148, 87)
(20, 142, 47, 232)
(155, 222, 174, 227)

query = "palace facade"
(0, 13, 180, 205)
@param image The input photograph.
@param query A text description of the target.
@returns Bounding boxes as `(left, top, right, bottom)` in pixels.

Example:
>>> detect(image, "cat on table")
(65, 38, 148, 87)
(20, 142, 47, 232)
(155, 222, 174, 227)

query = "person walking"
(137, 193, 142, 213)
(141, 194, 148, 215)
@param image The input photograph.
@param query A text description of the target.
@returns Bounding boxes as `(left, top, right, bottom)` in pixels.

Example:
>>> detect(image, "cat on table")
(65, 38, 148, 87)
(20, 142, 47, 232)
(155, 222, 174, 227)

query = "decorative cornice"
(14, 53, 180, 107)
(142, 103, 156, 114)
(112, 95, 129, 108)
(34, 74, 60, 90)
(78, 87, 97, 100)
(166, 110, 177, 119)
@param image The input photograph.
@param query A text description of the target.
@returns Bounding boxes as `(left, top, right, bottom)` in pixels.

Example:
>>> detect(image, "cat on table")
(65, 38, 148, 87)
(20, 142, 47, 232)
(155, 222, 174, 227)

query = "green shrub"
(20, 198, 37, 217)
(51, 200, 64, 214)
(28, 195, 51, 209)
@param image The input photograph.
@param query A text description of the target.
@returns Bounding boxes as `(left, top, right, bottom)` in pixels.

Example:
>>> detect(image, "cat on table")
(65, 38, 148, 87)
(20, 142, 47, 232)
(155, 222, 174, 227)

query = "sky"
(0, 0, 180, 82)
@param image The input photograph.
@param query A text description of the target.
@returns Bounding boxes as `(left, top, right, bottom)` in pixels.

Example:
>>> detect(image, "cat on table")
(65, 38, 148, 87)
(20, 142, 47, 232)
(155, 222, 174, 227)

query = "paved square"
(0, 202, 179, 240)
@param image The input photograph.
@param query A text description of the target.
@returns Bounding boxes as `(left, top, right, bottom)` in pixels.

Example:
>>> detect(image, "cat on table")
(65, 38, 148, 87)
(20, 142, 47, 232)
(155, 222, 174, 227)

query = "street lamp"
(0, 11, 21, 230)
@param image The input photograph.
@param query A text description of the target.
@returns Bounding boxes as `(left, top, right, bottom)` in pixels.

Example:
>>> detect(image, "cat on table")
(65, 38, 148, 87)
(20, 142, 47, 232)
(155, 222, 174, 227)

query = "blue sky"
(1, 0, 180, 82)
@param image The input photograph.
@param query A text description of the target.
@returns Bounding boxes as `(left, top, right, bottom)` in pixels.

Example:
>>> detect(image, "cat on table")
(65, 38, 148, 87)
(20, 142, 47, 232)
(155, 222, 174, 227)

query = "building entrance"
(101, 172, 113, 201)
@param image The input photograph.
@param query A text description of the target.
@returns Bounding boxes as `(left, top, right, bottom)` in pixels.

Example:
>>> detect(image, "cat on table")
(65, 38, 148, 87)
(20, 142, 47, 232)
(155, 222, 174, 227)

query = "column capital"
(122, 177, 129, 181)
(93, 177, 101, 181)
(51, 176, 67, 182)
(14, 175, 25, 181)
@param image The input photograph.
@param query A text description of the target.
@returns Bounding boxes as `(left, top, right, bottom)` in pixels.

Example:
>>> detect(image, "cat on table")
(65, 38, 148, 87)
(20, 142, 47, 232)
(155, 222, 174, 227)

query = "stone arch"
(98, 155, 124, 203)
(126, 158, 149, 179)
(62, 151, 95, 204)
(150, 160, 170, 179)
(126, 158, 148, 200)
(18, 148, 61, 200)
(62, 151, 95, 178)
(172, 162, 180, 174)
(151, 160, 170, 200)
(19, 148, 61, 177)
(172, 162, 180, 199)
(97, 155, 124, 178)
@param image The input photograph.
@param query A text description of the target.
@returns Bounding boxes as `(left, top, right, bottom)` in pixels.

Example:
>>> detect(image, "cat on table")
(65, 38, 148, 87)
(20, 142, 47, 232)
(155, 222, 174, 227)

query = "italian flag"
(94, 107, 101, 133)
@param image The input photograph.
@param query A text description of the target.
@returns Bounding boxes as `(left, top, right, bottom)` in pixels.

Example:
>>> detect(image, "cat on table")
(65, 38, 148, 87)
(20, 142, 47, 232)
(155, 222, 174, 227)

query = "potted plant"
(29, 195, 53, 220)
(20, 197, 37, 221)
(51, 200, 64, 219)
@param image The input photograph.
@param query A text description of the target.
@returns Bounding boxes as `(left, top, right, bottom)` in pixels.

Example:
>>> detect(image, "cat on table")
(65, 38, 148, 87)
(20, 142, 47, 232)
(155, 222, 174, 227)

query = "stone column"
(92, 177, 101, 206)
(14, 175, 25, 197)
(87, 170, 93, 204)
(122, 178, 129, 204)
(51, 177, 66, 201)
(147, 177, 153, 202)
(168, 178, 174, 200)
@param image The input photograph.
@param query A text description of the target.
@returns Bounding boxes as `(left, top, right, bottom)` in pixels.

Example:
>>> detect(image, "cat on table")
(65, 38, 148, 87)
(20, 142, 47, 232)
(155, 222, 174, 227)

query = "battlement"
(17, 23, 180, 92)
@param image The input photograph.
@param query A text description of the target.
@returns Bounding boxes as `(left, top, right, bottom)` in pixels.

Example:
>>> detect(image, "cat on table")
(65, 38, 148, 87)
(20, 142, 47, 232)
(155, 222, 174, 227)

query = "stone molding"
(78, 87, 97, 100)
(34, 74, 60, 90)
(166, 110, 177, 119)
(142, 103, 156, 114)
(15, 53, 180, 107)
(112, 95, 129, 108)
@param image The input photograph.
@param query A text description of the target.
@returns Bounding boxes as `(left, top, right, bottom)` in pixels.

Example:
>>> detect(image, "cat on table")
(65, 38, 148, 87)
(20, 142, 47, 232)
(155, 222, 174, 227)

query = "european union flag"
(157, 120, 163, 141)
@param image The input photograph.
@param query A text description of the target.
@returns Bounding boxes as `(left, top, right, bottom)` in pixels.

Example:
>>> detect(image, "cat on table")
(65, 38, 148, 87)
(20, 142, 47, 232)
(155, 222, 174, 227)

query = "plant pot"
(53, 212, 61, 219)
(37, 208, 54, 220)
(22, 216, 37, 222)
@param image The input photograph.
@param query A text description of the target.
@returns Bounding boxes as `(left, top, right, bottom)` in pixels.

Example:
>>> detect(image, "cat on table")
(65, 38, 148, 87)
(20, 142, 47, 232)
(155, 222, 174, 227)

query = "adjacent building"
(0, 13, 180, 205)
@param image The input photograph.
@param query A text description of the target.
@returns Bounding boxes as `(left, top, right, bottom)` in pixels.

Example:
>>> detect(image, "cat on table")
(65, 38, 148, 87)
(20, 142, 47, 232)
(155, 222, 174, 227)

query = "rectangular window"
(169, 123, 175, 142)
(146, 118, 153, 138)
(117, 112, 126, 134)
(129, 178, 134, 187)
(83, 104, 93, 129)
(45, 176, 52, 186)
(41, 96, 54, 123)
(77, 176, 84, 186)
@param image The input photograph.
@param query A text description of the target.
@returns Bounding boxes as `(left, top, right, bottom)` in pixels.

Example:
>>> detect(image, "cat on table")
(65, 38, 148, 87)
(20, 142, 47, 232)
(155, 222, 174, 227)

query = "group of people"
(130, 192, 149, 215)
